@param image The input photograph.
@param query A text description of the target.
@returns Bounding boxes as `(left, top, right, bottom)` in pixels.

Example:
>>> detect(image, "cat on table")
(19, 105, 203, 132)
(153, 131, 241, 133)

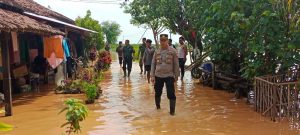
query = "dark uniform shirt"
(138, 43, 146, 59)
(123, 45, 135, 59)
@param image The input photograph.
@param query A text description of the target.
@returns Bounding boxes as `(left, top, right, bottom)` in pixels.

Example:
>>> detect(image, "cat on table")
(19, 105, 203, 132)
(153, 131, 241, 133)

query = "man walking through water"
(122, 40, 135, 77)
(116, 41, 123, 68)
(178, 36, 187, 80)
(151, 34, 179, 116)
(143, 39, 155, 83)
(138, 38, 146, 74)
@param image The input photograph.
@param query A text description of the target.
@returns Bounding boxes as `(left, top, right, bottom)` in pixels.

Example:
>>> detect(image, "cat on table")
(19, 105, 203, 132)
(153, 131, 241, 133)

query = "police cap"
(160, 34, 168, 40)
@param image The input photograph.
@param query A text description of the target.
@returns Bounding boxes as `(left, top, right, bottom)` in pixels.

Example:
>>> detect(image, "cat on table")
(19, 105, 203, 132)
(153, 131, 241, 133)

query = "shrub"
(59, 98, 88, 135)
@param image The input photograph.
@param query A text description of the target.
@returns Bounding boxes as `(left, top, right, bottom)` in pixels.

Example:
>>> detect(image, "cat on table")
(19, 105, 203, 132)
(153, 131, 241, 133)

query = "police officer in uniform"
(150, 34, 180, 116)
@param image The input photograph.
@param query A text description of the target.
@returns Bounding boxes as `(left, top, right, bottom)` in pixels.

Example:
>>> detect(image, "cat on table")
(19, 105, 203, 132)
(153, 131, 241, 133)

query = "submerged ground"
(1, 59, 300, 135)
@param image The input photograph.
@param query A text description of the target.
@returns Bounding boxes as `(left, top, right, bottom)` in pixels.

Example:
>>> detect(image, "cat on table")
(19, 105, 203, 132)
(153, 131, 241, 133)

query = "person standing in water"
(138, 38, 146, 74)
(178, 36, 187, 80)
(122, 40, 135, 77)
(151, 34, 179, 116)
(143, 39, 155, 83)
(116, 41, 123, 68)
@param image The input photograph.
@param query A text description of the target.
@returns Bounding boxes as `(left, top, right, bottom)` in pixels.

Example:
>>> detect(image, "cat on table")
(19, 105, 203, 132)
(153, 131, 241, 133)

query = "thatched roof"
(0, 0, 74, 24)
(0, 8, 64, 35)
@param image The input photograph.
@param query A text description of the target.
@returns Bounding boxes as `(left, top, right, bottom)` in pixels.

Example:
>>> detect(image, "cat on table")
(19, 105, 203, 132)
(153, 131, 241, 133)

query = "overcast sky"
(34, 0, 180, 44)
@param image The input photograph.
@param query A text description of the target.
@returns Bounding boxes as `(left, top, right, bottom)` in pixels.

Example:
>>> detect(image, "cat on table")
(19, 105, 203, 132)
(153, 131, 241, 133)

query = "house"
(0, 0, 96, 116)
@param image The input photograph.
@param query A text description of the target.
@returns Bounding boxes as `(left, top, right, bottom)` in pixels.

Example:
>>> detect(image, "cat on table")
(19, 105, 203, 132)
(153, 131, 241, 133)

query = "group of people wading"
(116, 34, 188, 116)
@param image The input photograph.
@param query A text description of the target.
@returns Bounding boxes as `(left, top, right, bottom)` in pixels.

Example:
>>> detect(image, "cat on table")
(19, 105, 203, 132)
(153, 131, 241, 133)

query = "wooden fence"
(255, 69, 300, 121)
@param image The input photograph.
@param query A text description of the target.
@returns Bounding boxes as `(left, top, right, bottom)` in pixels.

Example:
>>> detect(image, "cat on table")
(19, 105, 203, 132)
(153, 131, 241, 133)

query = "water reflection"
(89, 60, 300, 135)
(5, 56, 300, 134)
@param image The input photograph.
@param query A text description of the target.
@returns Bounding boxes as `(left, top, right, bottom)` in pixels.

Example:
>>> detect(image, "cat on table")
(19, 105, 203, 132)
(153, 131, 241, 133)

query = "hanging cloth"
(12, 31, 20, 64)
(62, 38, 70, 58)
(11, 32, 19, 52)
(19, 37, 29, 63)
(47, 52, 63, 69)
(43, 36, 64, 59)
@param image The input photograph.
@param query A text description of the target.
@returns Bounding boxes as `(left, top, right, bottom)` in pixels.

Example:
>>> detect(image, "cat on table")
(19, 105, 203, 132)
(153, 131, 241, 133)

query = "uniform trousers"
(123, 57, 133, 72)
(154, 77, 176, 100)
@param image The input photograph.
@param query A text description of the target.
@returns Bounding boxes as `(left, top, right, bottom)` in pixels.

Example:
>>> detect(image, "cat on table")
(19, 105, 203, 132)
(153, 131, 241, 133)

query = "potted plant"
(83, 83, 97, 104)
(95, 51, 112, 71)
(95, 85, 102, 99)
(59, 98, 88, 135)
(90, 71, 103, 99)
(55, 79, 82, 94)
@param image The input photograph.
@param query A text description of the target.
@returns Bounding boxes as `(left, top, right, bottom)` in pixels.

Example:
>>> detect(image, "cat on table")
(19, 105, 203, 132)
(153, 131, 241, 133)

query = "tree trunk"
(152, 29, 159, 48)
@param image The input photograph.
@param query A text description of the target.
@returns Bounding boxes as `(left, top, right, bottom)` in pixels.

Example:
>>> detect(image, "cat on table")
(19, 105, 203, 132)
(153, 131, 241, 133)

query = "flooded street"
(1, 60, 300, 135)
(88, 60, 300, 135)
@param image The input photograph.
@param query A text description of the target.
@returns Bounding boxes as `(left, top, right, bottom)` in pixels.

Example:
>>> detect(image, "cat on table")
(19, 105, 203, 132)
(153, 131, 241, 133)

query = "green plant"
(59, 98, 88, 135)
(84, 84, 97, 102)
(75, 10, 105, 50)
(0, 122, 13, 131)
(0, 110, 13, 131)
(92, 71, 103, 85)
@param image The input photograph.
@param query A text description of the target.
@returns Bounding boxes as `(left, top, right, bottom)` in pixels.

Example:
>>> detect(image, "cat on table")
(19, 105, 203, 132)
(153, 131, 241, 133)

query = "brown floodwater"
(1, 60, 300, 135)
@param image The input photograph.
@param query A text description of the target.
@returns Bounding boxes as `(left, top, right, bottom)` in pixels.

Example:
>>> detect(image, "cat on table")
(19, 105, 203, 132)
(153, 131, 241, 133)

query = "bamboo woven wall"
(255, 67, 300, 121)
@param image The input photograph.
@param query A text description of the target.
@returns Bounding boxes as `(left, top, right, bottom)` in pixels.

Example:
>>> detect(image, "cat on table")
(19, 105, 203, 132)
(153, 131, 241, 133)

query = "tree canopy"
(123, 0, 166, 45)
(75, 10, 105, 50)
(101, 21, 122, 44)
(124, 0, 300, 79)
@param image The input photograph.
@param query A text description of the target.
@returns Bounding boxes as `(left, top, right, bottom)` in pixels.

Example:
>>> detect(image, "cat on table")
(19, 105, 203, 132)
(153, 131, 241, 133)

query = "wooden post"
(1, 32, 12, 116)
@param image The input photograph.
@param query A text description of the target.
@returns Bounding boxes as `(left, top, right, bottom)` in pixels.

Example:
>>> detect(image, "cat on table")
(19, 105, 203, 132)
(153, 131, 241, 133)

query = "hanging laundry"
(47, 52, 63, 69)
(11, 32, 18, 52)
(43, 36, 64, 59)
(55, 64, 65, 86)
(11, 32, 20, 63)
(62, 38, 70, 58)
(68, 40, 77, 58)
(13, 52, 20, 64)
(19, 38, 29, 63)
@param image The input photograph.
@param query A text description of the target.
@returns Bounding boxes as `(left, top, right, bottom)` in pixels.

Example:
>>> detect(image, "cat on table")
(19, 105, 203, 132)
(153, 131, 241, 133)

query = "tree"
(123, 0, 166, 45)
(200, 0, 300, 78)
(75, 10, 105, 50)
(101, 21, 122, 44)
(124, 0, 299, 79)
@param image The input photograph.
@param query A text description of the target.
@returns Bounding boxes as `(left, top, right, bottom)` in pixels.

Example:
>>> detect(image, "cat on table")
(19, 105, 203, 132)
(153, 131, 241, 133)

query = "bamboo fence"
(255, 67, 300, 121)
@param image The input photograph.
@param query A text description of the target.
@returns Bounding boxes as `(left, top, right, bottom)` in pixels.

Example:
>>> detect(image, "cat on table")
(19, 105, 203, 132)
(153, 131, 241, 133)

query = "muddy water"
(1, 60, 300, 135)
(88, 61, 300, 135)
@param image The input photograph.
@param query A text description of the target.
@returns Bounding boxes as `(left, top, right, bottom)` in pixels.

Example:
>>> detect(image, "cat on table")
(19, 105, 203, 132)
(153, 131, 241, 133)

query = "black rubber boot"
(170, 100, 176, 116)
(123, 70, 126, 77)
(155, 96, 161, 109)
(128, 70, 131, 77)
